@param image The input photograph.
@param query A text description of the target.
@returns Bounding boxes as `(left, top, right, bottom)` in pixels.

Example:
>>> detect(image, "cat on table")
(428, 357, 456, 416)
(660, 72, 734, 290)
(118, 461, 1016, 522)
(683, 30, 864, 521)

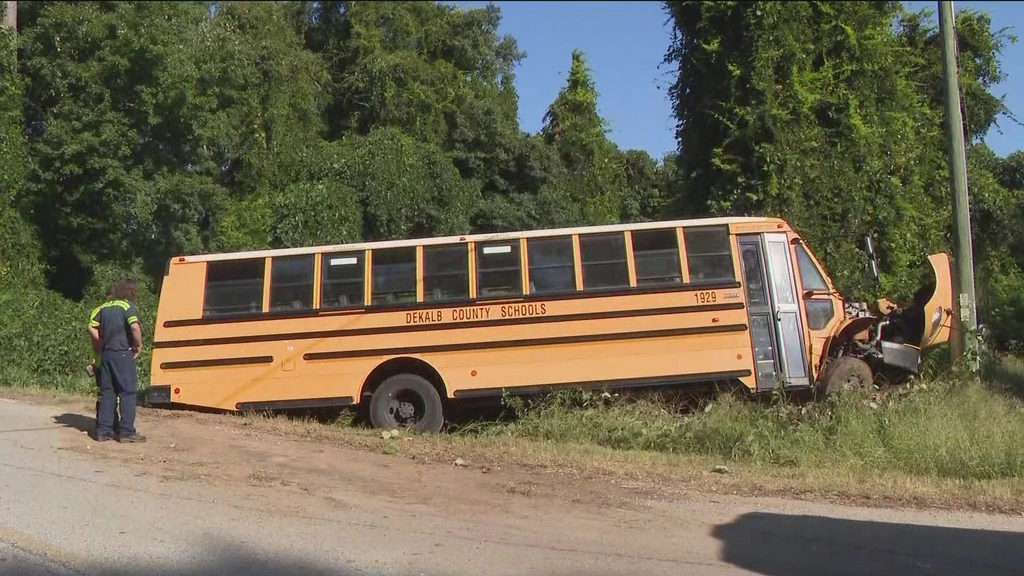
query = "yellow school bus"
(147, 216, 956, 431)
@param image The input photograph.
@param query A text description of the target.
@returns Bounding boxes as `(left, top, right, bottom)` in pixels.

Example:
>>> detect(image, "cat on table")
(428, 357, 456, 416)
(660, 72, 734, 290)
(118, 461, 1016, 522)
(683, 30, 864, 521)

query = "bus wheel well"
(360, 358, 447, 404)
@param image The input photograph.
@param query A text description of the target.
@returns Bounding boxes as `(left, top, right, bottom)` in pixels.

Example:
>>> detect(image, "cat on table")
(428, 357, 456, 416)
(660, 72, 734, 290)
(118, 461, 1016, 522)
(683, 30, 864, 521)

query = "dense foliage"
(0, 1, 1022, 390)
(664, 0, 1024, 350)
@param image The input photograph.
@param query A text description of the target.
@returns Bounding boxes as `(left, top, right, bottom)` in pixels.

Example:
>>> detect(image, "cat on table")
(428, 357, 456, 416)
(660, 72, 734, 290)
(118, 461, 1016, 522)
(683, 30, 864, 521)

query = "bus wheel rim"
(387, 390, 423, 426)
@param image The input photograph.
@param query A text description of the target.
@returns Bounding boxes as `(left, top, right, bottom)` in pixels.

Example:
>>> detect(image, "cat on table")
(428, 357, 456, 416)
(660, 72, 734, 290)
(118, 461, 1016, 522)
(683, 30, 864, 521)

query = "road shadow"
(3, 544, 370, 576)
(2, 539, 637, 576)
(712, 512, 1024, 576)
(53, 413, 94, 434)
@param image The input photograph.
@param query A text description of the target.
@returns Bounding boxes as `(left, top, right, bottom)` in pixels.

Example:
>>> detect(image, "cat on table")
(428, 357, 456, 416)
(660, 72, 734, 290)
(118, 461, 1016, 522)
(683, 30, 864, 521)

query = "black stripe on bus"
(453, 370, 753, 399)
(162, 280, 744, 328)
(235, 396, 355, 412)
(302, 323, 748, 362)
(152, 302, 746, 349)
(159, 356, 274, 370)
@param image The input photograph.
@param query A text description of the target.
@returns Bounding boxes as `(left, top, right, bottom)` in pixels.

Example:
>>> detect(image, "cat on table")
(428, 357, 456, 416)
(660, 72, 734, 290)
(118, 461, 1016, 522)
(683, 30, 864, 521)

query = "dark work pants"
(96, 351, 137, 437)
(94, 371, 119, 435)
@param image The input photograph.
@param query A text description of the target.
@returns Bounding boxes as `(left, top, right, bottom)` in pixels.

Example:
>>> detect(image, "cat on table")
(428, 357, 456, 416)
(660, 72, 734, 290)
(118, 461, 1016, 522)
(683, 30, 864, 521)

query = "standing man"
(88, 279, 146, 443)
(87, 287, 119, 437)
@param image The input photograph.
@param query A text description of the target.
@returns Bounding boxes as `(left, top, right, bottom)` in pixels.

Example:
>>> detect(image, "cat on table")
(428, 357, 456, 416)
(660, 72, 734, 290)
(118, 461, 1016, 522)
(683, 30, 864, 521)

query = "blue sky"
(453, 1, 1024, 160)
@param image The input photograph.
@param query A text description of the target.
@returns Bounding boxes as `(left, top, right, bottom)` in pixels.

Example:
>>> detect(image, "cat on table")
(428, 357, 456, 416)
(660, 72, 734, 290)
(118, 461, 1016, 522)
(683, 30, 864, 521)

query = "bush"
(0, 286, 95, 391)
(0, 265, 159, 392)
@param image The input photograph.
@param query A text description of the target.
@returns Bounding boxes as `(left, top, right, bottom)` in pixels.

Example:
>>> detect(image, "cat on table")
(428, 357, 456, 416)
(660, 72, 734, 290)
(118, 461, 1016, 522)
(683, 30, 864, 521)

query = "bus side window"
(631, 229, 682, 286)
(203, 259, 265, 318)
(269, 255, 315, 312)
(371, 247, 417, 305)
(476, 241, 522, 298)
(579, 233, 630, 290)
(322, 251, 365, 309)
(683, 226, 735, 283)
(795, 245, 828, 291)
(795, 244, 834, 330)
(527, 236, 575, 295)
(424, 244, 469, 302)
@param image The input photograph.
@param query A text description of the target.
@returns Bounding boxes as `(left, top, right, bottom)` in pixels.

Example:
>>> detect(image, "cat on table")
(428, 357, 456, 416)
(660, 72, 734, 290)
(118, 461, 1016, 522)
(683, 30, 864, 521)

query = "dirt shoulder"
(4, 387, 1023, 517)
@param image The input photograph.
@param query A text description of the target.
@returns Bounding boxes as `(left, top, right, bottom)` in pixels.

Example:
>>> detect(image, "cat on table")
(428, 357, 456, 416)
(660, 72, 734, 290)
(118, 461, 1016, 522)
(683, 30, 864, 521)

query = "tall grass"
(466, 367, 1024, 482)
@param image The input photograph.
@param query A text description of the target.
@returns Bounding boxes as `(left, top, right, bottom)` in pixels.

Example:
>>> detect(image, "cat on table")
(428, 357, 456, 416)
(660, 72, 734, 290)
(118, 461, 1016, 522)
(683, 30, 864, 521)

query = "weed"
(505, 480, 536, 496)
(465, 366, 1024, 483)
(247, 469, 279, 485)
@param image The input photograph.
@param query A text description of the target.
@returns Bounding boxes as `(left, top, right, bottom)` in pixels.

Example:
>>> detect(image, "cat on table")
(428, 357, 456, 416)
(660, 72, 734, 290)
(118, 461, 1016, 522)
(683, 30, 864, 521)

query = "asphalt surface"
(2, 397, 1024, 575)
(0, 539, 76, 575)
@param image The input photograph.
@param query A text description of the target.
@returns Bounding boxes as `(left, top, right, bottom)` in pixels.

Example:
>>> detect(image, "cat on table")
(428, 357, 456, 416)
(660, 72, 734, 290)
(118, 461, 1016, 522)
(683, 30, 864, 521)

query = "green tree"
(542, 50, 608, 171)
(250, 127, 483, 243)
(294, 1, 545, 234)
(620, 150, 671, 223)
(0, 25, 22, 205)
(333, 127, 481, 240)
(17, 1, 330, 293)
(541, 49, 624, 225)
(664, 0, 1024, 353)
(271, 179, 363, 248)
(471, 133, 569, 232)
(0, 25, 42, 289)
(664, 1, 955, 297)
(897, 7, 1023, 351)
(897, 6, 1016, 143)
(297, 1, 521, 144)
(968, 146, 1024, 352)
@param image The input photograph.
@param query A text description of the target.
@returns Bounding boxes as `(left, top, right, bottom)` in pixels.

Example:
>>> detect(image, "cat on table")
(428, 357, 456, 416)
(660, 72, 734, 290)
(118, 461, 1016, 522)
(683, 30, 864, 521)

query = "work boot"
(117, 433, 147, 443)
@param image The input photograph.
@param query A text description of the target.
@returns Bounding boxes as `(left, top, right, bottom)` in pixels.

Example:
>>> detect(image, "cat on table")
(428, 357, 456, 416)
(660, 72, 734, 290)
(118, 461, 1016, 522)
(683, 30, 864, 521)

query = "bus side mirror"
(864, 235, 880, 283)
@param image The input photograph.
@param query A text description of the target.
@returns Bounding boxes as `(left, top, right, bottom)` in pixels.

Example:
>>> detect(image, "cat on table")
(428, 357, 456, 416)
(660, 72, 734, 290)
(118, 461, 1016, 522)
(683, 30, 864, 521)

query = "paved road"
(0, 538, 76, 575)
(2, 398, 1024, 575)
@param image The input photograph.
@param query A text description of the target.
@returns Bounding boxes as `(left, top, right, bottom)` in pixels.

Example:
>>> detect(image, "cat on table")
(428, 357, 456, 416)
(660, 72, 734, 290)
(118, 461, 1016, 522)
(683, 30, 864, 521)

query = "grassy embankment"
(4, 355, 1024, 512)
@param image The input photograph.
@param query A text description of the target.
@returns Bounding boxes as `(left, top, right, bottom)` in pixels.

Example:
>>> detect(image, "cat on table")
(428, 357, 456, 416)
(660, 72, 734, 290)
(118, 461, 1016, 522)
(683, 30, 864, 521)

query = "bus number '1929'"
(694, 291, 717, 304)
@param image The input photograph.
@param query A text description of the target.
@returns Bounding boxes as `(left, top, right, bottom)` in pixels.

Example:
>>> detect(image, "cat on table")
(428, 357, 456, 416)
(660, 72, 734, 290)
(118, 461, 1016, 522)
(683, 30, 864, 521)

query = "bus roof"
(178, 216, 789, 263)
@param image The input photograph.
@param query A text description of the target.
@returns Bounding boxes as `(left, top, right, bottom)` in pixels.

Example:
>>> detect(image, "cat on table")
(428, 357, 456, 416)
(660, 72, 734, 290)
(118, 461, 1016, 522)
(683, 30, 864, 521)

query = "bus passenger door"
(738, 234, 811, 389)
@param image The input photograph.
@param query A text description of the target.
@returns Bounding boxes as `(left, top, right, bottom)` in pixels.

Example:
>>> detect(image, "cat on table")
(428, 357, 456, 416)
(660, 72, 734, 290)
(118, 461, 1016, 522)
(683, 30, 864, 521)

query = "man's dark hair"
(112, 279, 139, 302)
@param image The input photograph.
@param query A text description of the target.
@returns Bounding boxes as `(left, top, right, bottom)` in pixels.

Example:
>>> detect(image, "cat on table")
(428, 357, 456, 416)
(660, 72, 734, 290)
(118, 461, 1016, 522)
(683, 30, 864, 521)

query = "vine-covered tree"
(664, 1, 1014, 298)
(542, 49, 631, 226)
(0, 23, 38, 288)
(17, 1, 330, 294)
(663, 0, 1022, 349)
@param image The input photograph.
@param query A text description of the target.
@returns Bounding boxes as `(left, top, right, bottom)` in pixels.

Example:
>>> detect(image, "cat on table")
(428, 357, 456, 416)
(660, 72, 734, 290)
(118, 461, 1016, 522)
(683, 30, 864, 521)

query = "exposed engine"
(835, 254, 952, 377)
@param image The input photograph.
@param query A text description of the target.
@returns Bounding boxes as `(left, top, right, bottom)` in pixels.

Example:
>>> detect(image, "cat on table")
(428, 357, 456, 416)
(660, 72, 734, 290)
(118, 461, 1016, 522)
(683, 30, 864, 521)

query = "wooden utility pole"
(939, 1, 980, 375)
(1, 1, 15, 32)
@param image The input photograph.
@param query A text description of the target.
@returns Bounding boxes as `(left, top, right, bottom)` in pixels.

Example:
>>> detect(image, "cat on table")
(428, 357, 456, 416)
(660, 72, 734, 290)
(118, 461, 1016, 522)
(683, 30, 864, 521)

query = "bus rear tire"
(368, 374, 445, 433)
(819, 356, 874, 395)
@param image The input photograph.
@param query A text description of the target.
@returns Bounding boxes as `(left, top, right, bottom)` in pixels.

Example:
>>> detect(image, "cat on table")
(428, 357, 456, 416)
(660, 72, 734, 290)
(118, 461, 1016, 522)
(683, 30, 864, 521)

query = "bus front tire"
(368, 374, 445, 433)
(819, 356, 874, 395)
